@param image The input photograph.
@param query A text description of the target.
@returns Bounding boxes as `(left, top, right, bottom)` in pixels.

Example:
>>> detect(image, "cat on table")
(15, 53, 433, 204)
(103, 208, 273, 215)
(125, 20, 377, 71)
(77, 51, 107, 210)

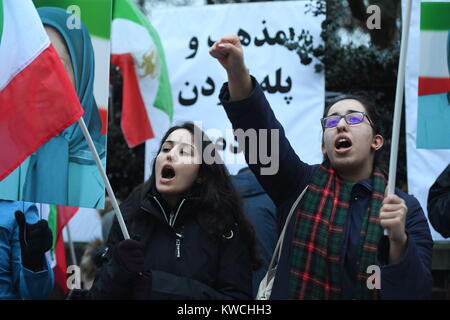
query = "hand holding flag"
(15, 210, 53, 272)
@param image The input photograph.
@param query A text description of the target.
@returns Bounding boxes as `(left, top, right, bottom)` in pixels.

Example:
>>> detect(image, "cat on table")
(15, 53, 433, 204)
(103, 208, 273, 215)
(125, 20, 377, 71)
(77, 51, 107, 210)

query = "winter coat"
(89, 188, 253, 300)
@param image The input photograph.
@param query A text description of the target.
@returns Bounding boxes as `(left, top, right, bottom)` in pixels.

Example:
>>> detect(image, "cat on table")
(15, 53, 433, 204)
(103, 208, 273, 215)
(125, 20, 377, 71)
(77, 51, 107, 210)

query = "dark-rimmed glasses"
(321, 112, 373, 129)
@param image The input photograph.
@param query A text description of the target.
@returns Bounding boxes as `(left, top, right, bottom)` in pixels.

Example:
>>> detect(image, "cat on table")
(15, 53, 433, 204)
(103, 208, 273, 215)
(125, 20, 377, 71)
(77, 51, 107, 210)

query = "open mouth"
(335, 136, 352, 152)
(161, 165, 176, 179)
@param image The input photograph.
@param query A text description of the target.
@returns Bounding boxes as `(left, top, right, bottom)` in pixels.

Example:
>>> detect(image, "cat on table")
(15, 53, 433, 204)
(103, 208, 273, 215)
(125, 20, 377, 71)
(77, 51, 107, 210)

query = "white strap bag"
(256, 186, 308, 300)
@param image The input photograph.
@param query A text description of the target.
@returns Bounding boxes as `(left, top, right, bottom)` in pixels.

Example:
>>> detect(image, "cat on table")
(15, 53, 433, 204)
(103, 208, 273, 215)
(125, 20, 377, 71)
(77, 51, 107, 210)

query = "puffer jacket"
(89, 188, 253, 300)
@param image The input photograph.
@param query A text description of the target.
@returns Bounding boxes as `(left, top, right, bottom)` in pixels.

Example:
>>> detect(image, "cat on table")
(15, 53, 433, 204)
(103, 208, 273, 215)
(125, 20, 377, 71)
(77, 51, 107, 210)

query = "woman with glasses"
(210, 35, 432, 300)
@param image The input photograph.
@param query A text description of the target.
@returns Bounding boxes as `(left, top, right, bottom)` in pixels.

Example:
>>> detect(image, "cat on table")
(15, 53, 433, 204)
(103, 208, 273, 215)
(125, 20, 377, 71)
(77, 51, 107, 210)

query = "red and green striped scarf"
(288, 162, 386, 299)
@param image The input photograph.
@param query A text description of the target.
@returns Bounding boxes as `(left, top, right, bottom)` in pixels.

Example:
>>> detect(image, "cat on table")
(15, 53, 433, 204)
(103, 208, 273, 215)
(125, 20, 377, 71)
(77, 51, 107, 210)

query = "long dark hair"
(322, 93, 386, 170)
(139, 122, 261, 270)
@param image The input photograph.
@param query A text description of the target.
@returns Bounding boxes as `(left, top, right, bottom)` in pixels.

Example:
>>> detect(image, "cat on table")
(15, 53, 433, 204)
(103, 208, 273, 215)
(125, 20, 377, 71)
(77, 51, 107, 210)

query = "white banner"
(145, 0, 325, 178)
(404, 0, 450, 241)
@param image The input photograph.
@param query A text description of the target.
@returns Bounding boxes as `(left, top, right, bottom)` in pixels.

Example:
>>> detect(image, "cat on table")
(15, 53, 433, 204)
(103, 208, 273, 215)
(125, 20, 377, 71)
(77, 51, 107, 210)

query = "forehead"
(327, 99, 366, 116)
(165, 129, 193, 145)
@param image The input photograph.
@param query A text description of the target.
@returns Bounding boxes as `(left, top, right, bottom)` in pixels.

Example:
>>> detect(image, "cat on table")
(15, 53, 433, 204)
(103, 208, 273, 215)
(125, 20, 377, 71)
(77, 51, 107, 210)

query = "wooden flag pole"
(386, 0, 412, 235)
(77, 117, 130, 240)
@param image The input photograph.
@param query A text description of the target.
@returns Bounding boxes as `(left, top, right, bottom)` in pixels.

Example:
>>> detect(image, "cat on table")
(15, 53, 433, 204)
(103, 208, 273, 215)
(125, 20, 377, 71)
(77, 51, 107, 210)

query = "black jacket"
(89, 189, 253, 300)
(428, 164, 450, 238)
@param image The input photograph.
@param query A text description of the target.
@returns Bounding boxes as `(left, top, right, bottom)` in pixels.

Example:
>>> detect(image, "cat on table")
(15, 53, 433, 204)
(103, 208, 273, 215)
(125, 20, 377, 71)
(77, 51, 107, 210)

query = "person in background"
(0, 201, 54, 299)
(231, 167, 277, 297)
(428, 164, 450, 238)
(80, 239, 104, 290)
(98, 197, 115, 242)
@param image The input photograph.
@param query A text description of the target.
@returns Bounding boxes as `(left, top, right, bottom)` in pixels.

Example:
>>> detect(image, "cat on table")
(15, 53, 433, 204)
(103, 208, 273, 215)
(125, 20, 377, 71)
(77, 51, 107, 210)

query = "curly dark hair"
(137, 122, 261, 271)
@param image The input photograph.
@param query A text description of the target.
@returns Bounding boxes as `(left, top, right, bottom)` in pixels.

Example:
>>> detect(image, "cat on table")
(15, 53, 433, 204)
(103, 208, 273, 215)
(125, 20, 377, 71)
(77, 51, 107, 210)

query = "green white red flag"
(418, 2, 450, 96)
(111, 0, 173, 148)
(0, 0, 83, 181)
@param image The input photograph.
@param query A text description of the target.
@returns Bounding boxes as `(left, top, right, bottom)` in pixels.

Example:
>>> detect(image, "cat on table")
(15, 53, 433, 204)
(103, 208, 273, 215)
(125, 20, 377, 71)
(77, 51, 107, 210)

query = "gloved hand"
(15, 210, 53, 272)
(114, 239, 145, 274)
(113, 239, 152, 299)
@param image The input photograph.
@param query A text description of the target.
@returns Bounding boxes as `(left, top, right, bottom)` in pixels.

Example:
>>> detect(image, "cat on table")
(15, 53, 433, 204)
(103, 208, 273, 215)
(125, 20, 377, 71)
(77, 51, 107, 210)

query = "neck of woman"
(161, 194, 179, 211)
(335, 160, 374, 183)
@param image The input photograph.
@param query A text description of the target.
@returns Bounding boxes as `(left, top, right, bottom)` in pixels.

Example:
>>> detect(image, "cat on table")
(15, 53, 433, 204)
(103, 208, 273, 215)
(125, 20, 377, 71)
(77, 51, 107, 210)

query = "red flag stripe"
(418, 77, 450, 96)
(99, 108, 108, 135)
(53, 205, 78, 294)
(111, 53, 155, 148)
(53, 230, 68, 294)
(56, 205, 78, 237)
(0, 44, 84, 181)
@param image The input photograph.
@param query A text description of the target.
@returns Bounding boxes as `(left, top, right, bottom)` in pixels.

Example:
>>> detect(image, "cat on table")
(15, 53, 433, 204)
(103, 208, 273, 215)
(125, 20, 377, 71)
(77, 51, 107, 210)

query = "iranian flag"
(41, 204, 78, 294)
(418, 2, 450, 96)
(0, 0, 83, 181)
(33, 0, 112, 136)
(111, 0, 173, 148)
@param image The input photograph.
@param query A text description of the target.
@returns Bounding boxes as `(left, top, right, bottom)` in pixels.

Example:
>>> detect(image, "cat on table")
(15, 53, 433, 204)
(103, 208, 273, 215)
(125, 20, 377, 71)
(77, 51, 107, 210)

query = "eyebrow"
(327, 109, 362, 116)
(163, 140, 196, 150)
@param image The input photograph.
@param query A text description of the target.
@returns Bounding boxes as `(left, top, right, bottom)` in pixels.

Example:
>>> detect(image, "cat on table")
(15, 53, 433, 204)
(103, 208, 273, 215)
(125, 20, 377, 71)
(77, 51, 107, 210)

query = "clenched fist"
(209, 35, 252, 101)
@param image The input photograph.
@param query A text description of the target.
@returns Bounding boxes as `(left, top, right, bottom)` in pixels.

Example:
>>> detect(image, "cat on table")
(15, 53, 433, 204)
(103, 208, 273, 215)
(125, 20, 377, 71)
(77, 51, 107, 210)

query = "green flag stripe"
(421, 2, 450, 31)
(114, 0, 173, 119)
(144, 15, 173, 120)
(0, 0, 3, 47)
(48, 205, 58, 259)
(33, 0, 111, 39)
(112, 0, 141, 24)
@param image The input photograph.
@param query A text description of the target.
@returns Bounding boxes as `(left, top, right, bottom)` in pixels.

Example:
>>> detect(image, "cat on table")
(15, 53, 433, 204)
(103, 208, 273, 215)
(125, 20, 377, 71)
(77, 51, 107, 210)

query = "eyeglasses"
(321, 112, 373, 129)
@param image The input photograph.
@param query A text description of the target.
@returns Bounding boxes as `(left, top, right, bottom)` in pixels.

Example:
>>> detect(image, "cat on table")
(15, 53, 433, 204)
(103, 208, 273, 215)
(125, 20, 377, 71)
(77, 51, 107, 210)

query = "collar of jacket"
(140, 191, 199, 228)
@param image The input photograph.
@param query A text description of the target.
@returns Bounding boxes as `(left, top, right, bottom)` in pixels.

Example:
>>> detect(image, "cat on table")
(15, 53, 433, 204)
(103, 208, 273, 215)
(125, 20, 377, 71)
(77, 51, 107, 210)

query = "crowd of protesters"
(0, 6, 448, 300)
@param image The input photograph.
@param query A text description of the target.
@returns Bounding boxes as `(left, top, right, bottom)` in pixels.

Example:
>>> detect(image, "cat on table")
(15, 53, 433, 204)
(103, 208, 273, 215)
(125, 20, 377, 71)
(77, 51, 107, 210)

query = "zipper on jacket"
(175, 232, 183, 259)
(171, 199, 186, 227)
(150, 196, 186, 228)
(169, 212, 175, 227)
(152, 196, 169, 224)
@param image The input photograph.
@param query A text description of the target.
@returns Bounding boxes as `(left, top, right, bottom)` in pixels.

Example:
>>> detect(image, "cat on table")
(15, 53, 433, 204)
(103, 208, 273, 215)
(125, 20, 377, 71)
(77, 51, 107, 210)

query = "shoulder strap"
(267, 186, 309, 271)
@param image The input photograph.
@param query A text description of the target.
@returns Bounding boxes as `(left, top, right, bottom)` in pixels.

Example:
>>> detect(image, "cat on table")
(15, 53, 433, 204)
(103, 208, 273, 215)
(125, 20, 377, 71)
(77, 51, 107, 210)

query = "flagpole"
(65, 221, 78, 266)
(386, 0, 412, 235)
(77, 118, 130, 240)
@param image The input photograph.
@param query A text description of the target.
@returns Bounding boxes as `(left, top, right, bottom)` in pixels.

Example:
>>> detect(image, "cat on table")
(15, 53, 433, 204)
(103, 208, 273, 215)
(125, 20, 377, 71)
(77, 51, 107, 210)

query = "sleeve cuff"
(378, 233, 413, 270)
